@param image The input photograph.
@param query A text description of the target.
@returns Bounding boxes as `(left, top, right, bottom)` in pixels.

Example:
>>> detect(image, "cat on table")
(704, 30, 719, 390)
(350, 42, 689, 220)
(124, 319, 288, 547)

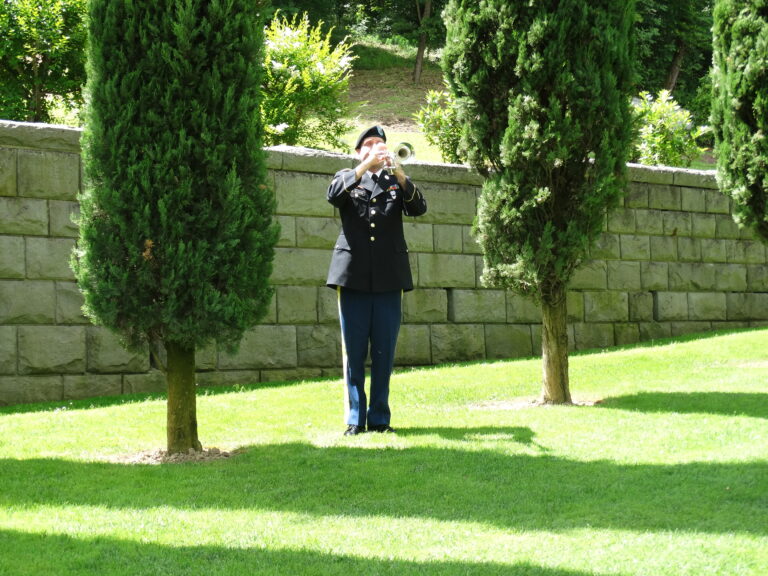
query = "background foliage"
(0, 0, 86, 122)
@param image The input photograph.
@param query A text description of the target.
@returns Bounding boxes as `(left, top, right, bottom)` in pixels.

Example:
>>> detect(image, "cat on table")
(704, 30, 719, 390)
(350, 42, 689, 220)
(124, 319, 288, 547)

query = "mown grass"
(1, 328, 767, 575)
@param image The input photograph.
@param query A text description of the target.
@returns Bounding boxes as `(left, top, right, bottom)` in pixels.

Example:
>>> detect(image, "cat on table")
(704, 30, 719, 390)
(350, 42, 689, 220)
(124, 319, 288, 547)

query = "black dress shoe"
(368, 424, 396, 433)
(344, 425, 366, 436)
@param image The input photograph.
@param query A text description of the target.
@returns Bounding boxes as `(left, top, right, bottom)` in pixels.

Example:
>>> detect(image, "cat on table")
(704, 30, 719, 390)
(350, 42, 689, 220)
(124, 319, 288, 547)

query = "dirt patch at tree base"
(106, 447, 240, 465)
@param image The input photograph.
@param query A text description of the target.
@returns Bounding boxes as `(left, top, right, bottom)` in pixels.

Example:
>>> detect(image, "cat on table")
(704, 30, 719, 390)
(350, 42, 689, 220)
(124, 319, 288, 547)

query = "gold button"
(371, 223, 376, 228)
(372, 198, 377, 203)
(371, 209, 376, 215)
(370, 236, 375, 241)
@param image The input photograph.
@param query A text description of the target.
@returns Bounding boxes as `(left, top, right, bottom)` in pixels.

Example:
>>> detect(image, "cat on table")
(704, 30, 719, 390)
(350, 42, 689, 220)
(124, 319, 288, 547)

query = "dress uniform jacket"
(326, 168, 427, 292)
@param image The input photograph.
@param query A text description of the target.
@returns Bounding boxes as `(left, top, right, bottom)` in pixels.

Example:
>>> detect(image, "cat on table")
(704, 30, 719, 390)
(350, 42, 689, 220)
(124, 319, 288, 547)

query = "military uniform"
(327, 161, 427, 431)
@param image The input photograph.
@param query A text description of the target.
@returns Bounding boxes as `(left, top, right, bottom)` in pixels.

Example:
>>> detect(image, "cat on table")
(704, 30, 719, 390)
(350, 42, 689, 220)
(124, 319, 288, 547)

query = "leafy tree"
(712, 0, 768, 242)
(414, 88, 464, 164)
(262, 13, 355, 149)
(632, 90, 706, 167)
(74, 0, 278, 453)
(0, 0, 86, 122)
(443, 0, 636, 403)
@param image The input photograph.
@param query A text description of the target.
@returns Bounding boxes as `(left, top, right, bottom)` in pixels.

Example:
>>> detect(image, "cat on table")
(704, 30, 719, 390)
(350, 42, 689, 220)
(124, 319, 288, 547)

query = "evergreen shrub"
(414, 89, 465, 164)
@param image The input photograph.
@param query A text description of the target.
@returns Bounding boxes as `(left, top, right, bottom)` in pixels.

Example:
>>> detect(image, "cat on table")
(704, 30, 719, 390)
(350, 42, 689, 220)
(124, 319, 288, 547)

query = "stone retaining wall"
(1, 120, 766, 405)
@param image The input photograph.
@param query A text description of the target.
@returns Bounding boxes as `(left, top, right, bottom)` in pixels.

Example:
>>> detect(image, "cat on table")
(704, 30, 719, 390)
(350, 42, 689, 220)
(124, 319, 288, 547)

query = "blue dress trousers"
(326, 168, 427, 427)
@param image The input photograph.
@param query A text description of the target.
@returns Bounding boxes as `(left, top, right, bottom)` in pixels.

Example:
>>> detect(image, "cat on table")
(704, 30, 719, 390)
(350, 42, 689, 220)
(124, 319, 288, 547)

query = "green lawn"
(1, 328, 767, 575)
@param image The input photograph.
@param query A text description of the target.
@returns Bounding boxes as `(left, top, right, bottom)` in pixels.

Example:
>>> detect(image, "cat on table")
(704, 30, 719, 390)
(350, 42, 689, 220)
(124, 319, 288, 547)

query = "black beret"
(354, 125, 387, 151)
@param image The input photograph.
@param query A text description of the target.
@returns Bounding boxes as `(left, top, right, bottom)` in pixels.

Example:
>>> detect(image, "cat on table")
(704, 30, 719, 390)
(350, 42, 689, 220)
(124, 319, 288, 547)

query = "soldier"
(326, 125, 427, 436)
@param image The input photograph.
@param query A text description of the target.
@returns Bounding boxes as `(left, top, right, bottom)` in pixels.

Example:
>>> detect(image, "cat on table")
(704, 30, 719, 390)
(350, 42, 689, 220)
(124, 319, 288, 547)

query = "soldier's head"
(354, 125, 387, 161)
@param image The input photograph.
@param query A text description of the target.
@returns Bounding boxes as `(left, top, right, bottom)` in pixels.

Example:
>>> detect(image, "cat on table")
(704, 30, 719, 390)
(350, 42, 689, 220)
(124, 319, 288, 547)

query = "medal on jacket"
(388, 185, 398, 199)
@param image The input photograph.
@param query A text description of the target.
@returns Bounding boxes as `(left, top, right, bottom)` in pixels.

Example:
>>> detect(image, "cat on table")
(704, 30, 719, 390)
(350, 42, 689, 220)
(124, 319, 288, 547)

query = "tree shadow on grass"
(598, 392, 768, 419)
(0, 530, 610, 576)
(1, 440, 764, 536)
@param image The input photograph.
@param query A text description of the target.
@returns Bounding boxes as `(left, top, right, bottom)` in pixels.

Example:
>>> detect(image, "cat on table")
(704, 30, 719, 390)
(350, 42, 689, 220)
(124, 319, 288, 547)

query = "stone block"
(638, 322, 672, 342)
(691, 213, 717, 238)
(571, 260, 607, 290)
(705, 190, 730, 214)
(671, 321, 712, 338)
(0, 197, 48, 235)
(195, 342, 217, 371)
(274, 171, 335, 217)
(87, 327, 149, 373)
(261, 368, 323, 384)
(700, 239, 727, 263)
(615, 323, 640, 346)
(26, 237, 76, 280)
(634, 209, 665, 235)
(417, 253, 476, 288)
(317, 287, 340, 324)
(715, 264, 747, 292)
(462, 226, 482, 254)
(567, 291, 584, 322)
(673, 169, 717, 189)
(0, 235, 24, 278)
(621, 235, 651, 260)
(56, 281, 88, 324)
(267, 146, 353, 175)
(628, 164, 675, 185)
(716, 215, 740, 239)
(196, 370, 261, 388)
(629, 292, 654, 321)
(18, 326, 85, 374)
(0, 280, 56, 323)
(625, 182, 650, 208)
(573, 323, 614, 350)
(662, 211, 692, 237)
(434, 224, 463, 253)
(677, 238, 702, 262)
(218, 325, 297, 370)
(726, 240, 765, 264)
(0, 326, 16, 374)
(654, 292, 689, 321)
(271, 247, 330, 286)
(531, 324, 543, 356)
(49, 200, 80, 238)
(0, 147, 16, 196)
(668, 263, 716, 291)
(506, 293, 542, 323)
(727, 293, 768, 321)
(484, 324, 533, 359)
(747, 265, 768, 291)
(640, 262, 669, 290)
(123, 370, 166, 395)
(63, 374, 122, 400)
(276, 215, 296, 247)
(396, 324, 432, 365)
(297, 325, 341, 368)
(449, 289, 506, 323)
(18, 150, 79, 200)
(650, 236, 678, 261)
(584, 291, 628, 322)
(404, 222, 434, 252)
(607, 260, 641, 290)
(295, 217, 338, 249)
(0, 120, 81, 153)
(607, 208, 635, 233)
(589, 233, 621, 259)
(419, 183, 477, 225)
(649, 185, 681, 210)
(430, 324, 485, 364)
(402, 289, 447, 323)
(276, 286, 318, 324)
(0, 375, 63, 406)
(688, 292, 727, 321)
(680, 186, 707, 212)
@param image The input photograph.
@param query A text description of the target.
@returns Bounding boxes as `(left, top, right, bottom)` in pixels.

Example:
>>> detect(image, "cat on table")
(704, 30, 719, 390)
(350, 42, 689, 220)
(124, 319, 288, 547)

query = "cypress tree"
(443, 1, 636, 403)
(74, 0, 278, 452)
(712, 0, 768, 242)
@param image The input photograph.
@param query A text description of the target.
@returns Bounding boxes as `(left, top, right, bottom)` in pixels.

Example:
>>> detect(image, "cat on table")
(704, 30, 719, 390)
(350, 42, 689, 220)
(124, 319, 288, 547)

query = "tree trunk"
(166, 341, 202, 454)
(540, 289, 571, 404)
(412, 0, 432, 84)
(664, 40, 686, 92)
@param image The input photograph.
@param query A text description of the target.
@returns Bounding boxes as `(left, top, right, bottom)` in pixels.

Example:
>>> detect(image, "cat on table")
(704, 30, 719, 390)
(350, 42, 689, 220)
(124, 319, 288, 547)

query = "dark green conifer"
(74, 0, 278, 452)
(443, 0, 636, 403)
(712, 0, 768, 242)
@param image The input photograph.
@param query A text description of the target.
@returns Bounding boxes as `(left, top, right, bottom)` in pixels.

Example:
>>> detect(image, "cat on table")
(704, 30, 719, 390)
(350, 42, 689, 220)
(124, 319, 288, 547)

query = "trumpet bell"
(393, 142, 415, 163)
